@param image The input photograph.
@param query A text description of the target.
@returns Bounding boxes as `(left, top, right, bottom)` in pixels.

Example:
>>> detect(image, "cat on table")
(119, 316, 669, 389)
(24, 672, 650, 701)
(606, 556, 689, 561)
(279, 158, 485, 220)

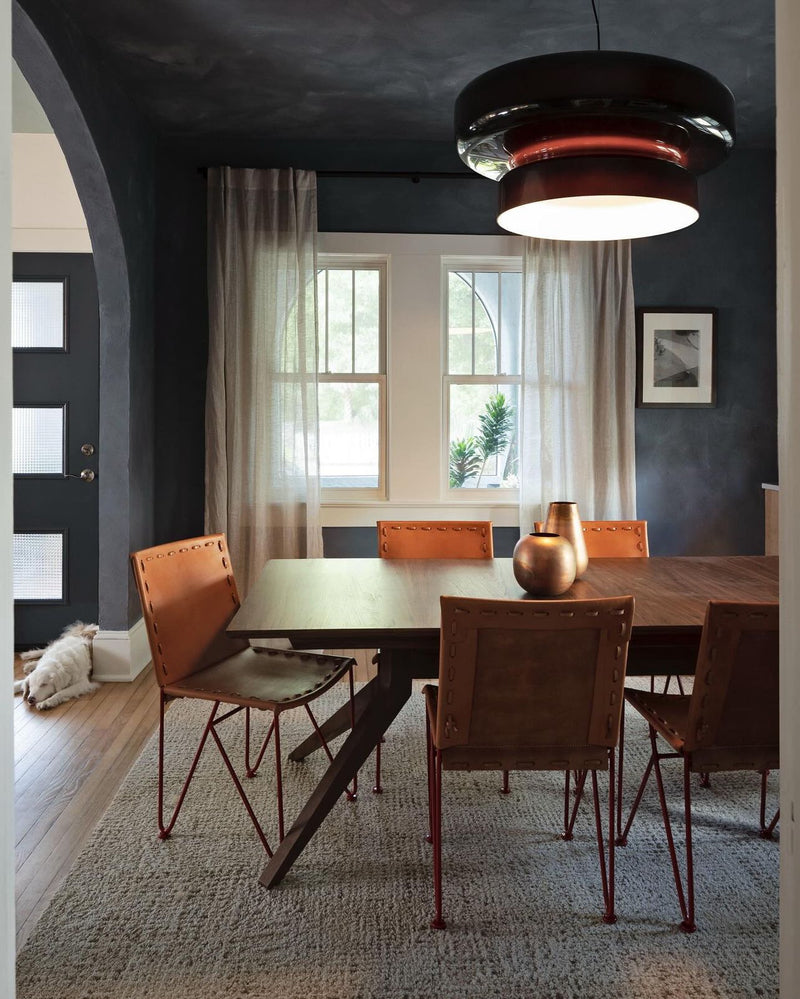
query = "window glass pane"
(447, 271, 473, 375)
(13, 406, 65, 475)
(316, 270, 328, 371)
(12, 281, 65, 349)
(326, 269, 354, 373)
(319, 382, 380, 488)
(499, 271, 522, 375)
(448, 383, 519, 489)
(353, 269, 380, 373)
(13, 533, 64, 601)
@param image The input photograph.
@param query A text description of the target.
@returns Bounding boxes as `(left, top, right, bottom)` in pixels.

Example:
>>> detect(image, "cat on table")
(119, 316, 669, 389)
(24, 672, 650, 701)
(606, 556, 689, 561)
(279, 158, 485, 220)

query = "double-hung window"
(316, 234, 523, 523)
(316, 258, 387, 499)
(444, 262, 522, 491)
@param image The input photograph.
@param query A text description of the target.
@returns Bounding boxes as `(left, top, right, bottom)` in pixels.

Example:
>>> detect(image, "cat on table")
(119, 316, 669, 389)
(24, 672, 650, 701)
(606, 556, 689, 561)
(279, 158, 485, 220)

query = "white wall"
(12, 132, 90, 252)
(777, 1, 800, 992)
(1, 0, 18, 992)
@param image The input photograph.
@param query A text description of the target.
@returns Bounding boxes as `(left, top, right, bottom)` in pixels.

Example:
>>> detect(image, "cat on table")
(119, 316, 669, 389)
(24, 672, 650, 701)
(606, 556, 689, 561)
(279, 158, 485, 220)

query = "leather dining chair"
(371, 520, 494, 793)
(424, 593, 635, 929)
(533, 518, 649, 558)
(377, 520, 494, 558)
(618, 600, 779, 932)
(130, 534, 357, 856)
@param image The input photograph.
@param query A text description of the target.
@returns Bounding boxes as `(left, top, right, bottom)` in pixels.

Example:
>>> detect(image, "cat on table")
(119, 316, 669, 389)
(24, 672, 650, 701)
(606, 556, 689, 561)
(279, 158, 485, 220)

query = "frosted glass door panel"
(13, 406, 66, 475)
(11, 280, 66, 349)
(13, 532, 65, 602)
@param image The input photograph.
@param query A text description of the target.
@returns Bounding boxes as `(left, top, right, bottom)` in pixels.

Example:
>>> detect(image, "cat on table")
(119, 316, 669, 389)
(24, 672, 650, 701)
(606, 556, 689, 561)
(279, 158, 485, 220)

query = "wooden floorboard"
(14, 660, 158, 952)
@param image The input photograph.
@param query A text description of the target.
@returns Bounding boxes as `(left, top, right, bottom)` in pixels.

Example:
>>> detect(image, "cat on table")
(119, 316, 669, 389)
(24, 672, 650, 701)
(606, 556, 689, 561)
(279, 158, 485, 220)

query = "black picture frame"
(636, 307, 717, 408)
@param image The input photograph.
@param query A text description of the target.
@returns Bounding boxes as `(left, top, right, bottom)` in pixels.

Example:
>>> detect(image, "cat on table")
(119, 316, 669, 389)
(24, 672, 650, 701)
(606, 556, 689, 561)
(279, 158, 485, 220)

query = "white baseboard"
(92, 618, 151, 682)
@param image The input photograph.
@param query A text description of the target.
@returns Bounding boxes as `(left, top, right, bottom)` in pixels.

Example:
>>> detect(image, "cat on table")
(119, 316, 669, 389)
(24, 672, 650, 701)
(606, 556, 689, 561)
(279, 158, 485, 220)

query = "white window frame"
(442, 257, 522, 498)
(317, 233, 523, 529)
(317, 254, 388, 502)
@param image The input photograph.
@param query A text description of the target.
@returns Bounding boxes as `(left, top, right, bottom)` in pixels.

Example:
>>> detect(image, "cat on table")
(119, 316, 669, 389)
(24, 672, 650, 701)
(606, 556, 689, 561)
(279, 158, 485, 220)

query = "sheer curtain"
(518, 238, 637, 533)
(205, 167, 322, 594)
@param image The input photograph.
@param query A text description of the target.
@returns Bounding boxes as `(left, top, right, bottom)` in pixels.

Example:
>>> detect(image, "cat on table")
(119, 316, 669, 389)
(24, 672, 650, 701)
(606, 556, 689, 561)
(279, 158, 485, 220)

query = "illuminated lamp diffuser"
(455, 51, 735, 241)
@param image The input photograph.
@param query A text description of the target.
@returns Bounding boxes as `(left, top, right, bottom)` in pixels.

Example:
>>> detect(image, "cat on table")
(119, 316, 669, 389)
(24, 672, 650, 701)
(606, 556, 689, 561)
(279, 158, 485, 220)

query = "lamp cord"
(590, 0, 601, 50)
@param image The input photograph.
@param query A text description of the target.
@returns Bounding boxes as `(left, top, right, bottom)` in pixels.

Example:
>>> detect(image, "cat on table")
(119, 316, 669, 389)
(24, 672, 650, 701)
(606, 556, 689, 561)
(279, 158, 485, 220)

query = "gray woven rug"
(16, 684, 778, 999)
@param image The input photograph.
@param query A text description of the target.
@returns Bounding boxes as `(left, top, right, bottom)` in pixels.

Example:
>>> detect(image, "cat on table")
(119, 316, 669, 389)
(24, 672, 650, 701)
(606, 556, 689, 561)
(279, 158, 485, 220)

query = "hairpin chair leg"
(158, 692, 274, 855)
(563, 769, 588, 841)
(244, 706, 276, 778)
(372, 652, 384, 794)
(616, 704, 626, 844)
(760, 770, 780, 839)
(425, 714, 434, 844)
(430, 747, 446, 930)
(649, 729, 695, 932)
(592, 749, 616, 924)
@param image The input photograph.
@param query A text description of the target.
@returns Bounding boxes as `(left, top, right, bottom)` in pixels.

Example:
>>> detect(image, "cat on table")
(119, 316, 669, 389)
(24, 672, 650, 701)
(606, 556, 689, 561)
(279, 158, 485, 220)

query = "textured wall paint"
(631, 150, 777, 555)
(152, 148, 776, 558)
(15, 0, 157, 628)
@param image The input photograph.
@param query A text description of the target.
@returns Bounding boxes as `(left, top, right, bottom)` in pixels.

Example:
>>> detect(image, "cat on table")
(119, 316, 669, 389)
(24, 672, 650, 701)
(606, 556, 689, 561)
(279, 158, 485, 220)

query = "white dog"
(14, 622, 100, 710)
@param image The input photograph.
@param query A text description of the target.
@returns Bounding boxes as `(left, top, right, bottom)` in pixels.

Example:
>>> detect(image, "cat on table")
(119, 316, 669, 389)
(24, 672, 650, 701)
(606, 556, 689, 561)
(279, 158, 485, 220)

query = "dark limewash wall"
(152, 143, 776, 562)
(15, 0, 158, 628)
(631, 150, 777, 555)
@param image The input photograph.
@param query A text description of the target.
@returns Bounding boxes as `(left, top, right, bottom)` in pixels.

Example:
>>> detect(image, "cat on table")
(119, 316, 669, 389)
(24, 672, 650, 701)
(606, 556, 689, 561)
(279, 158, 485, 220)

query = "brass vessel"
(544, 501, 589, 579)
(512, 532, 576, 596)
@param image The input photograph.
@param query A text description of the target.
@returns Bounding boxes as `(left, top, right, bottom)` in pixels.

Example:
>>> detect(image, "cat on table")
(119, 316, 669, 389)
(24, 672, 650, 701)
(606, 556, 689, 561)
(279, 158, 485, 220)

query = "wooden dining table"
(227, 554, 778, 889)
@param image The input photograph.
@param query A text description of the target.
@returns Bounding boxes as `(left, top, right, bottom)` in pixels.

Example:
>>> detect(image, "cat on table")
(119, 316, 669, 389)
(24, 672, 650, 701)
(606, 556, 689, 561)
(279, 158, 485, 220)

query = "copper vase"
(544, 501, 589, 579)
(512, 532, 576, 596)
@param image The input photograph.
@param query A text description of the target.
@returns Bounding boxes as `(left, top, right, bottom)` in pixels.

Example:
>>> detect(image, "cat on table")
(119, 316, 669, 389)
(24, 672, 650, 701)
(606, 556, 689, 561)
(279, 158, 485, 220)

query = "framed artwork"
(636, 307, 717, 408)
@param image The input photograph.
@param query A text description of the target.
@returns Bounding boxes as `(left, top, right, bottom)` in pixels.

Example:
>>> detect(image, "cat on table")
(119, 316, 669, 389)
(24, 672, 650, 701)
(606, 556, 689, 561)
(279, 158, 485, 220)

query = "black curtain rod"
(198, 167, 476, 181)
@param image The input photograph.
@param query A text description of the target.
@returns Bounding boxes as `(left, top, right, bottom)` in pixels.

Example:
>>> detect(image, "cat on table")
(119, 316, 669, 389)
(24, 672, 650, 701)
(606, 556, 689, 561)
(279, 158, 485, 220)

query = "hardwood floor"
(13, 659, 158, 951)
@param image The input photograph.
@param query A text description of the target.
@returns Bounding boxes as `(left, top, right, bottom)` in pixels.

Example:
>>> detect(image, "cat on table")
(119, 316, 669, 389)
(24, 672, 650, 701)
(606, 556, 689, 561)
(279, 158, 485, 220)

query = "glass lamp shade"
(496, 155, 699, 241)
(455, 50, 734, 242)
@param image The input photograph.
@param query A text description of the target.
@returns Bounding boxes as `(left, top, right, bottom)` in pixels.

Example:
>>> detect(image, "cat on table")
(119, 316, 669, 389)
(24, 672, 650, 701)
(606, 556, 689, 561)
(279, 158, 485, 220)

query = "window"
(316, 233, 523, 526)
(317, 259, 386, 497)
(444, 265, 522, 490)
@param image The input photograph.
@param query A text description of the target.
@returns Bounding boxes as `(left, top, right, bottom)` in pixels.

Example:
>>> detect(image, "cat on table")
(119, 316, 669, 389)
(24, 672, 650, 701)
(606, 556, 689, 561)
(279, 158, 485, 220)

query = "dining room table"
(227, 554, 779, 889)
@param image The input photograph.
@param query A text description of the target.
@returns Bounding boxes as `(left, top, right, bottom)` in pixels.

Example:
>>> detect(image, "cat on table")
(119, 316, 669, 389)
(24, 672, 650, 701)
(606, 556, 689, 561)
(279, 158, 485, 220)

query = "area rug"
(16, 684, 779, 999)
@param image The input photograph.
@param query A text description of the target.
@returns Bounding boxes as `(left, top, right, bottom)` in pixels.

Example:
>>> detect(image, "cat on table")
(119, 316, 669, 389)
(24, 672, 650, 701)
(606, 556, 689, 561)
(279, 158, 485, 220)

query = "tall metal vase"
(544, 501, 589, 579)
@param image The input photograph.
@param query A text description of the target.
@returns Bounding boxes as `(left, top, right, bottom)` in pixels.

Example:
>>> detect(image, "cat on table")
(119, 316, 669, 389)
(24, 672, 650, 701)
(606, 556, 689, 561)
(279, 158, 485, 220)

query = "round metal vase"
(544, 501, 589, 578)
(512, 532, 577, 596)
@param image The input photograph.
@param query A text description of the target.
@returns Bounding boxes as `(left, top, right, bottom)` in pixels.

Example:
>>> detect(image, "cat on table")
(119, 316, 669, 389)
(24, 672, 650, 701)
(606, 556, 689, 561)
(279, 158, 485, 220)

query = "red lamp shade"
(455, 51, 735, 241)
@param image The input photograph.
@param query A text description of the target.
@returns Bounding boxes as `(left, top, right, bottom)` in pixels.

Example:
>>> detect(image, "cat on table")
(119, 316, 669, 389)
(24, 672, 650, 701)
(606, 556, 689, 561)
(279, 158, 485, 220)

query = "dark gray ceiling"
(49, 0, 775, 164)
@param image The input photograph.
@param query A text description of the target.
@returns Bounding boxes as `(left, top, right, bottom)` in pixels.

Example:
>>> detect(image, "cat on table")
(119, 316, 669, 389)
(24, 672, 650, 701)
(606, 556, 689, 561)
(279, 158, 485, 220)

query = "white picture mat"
(640, 311, 714, 404)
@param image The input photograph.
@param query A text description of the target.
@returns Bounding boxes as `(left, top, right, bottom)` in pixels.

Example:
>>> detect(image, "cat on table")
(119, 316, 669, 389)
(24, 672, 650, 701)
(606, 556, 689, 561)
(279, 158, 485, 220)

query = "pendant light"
(455, 47, 735, 241)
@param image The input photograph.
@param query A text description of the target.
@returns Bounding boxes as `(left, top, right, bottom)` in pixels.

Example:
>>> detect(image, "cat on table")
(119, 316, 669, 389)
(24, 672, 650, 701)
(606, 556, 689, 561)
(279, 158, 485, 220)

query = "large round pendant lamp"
(455, 51, 735, 241)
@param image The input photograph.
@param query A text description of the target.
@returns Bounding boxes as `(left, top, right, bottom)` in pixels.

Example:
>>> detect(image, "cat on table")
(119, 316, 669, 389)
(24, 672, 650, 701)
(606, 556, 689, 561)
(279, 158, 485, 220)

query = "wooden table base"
(259, 649, 416, 888)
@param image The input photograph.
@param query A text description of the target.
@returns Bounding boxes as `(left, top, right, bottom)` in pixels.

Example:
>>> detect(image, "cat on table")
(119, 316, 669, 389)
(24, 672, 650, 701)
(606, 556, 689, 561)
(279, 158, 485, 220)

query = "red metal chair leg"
(563, 770, 588, 841)
(649, 728, 695, 931)
(158, 692, 216, 840)
(591, 752, 616, 924)
(274, 712, 285, 841)
(244, 706, 276, 778)
(616, 703, 626, 843)
(425, 713, 434, 844)
(430, 748, 446, 930)
(760, 770, 780, 839)
(304, 696, 358, 802)
(618, 741, 658, 847)
(374, 739, 383, 794)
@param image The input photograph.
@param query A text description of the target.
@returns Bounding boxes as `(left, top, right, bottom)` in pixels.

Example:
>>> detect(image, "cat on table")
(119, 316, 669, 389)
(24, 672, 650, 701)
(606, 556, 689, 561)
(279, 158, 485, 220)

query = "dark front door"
(12, 253, 99, 646)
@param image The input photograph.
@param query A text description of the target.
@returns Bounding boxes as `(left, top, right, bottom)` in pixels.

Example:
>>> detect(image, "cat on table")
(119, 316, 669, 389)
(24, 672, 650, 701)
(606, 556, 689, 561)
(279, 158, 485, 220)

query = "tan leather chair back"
(435, 594, 634, 757)
(377, 521, 493, 559)
(533, 519, 649, 557)
(131, 534, 250, 687)
(685, 601, 779, 770)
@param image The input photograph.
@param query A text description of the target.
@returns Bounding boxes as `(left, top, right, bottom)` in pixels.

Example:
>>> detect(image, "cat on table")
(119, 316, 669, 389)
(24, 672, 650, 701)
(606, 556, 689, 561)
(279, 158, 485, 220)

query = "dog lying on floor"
(14, 622, 100, 709)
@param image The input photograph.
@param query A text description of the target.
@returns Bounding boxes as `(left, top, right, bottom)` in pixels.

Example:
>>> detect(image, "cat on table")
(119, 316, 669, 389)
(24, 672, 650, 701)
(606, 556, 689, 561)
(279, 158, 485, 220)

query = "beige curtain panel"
(519, 238, 637, 532)
(205, 167, 322, 594)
